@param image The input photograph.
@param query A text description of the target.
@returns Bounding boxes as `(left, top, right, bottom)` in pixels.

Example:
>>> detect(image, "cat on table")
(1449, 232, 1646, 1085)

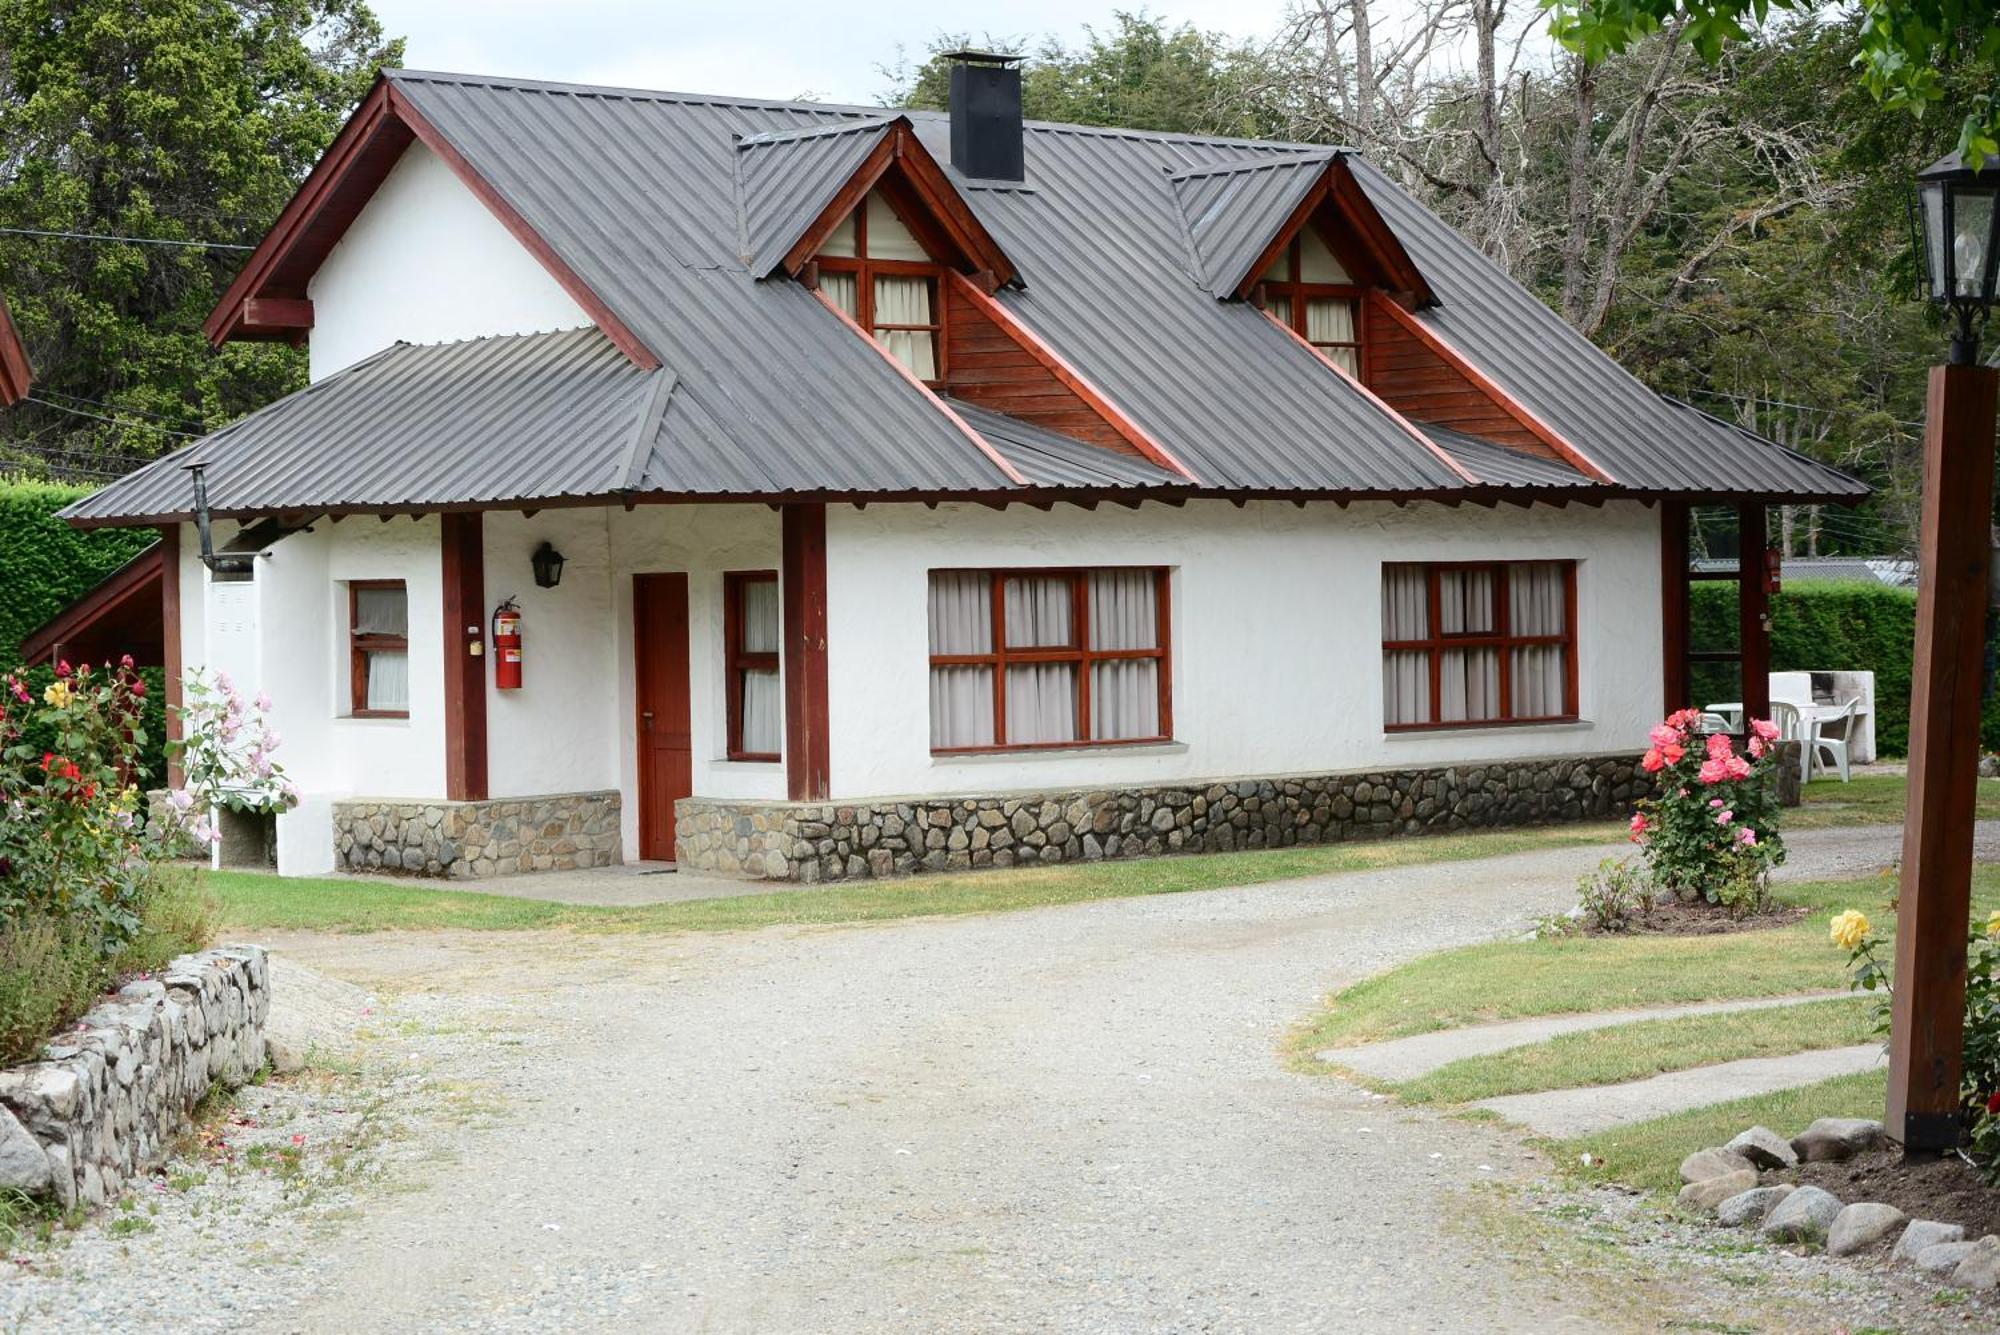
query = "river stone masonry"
(676, 752, 1653, 882)
(0, 946, 268, 1209)
(333, 790, 621, 878)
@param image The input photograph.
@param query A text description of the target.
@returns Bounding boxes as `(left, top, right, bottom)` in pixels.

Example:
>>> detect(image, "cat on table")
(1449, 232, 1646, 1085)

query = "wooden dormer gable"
(737, 116, 1015, 287)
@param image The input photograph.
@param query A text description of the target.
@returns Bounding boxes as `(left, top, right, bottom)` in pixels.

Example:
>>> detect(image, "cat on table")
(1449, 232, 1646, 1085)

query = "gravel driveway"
(11, 821, 1957, 1332)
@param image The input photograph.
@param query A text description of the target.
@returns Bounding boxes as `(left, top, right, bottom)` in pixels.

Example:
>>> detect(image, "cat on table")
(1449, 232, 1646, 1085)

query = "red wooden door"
(633, 573, 693, 862)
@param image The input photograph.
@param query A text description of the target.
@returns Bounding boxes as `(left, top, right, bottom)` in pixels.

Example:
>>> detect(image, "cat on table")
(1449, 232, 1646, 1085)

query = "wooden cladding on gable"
(941, 290, 1140, 457)
(1366, 312, 1555, 458)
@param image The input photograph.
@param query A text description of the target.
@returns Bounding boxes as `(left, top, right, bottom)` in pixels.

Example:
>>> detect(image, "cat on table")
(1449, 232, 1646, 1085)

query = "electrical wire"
(0, 226, 253, 252)
(22, 394, 203, 438)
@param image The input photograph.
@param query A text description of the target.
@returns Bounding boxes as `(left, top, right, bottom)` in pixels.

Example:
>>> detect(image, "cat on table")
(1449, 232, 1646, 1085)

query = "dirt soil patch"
(1583, 901, 1809, 937)
(1786, 1146, 2000, 1240)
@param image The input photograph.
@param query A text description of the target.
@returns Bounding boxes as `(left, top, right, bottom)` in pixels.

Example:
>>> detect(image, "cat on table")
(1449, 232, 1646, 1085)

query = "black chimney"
(946, 51, 1025, 183)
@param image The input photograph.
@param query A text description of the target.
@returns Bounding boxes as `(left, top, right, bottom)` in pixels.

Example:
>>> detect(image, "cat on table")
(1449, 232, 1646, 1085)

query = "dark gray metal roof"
(67, 68, 1865, 525)
(945, 399, 1185, 488)
(1421, 424, 1597, 489)
(736, 117, 897, 275)
(1169, 152, 1333, 299)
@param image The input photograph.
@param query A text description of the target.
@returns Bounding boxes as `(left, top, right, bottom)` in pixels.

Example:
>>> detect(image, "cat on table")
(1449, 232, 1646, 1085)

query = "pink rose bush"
(172, 670, 299, 867)
(1629, 709, 1784, 912)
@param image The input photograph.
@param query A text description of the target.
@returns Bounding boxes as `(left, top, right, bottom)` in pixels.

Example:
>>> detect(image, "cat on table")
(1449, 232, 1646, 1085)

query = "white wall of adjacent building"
(185, 499, 1662, 874)
(305, 140, 591, 381)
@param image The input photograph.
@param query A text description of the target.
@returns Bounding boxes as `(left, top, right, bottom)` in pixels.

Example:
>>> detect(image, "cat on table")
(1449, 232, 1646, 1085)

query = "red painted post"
(781, 504, 831, 802)
(1888, 362, 2000, 1152)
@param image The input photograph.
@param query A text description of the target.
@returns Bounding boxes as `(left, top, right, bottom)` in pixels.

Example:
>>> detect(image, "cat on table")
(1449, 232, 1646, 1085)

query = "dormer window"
(1260, 229, 1364, 378)
(815, 192, 945, 382)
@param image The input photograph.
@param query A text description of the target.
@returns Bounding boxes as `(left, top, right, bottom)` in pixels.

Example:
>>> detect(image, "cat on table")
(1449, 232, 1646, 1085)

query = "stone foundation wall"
(677, 753, 1653, 882)
(0, 947, 268, 1209)
(333, 790, 621, 878)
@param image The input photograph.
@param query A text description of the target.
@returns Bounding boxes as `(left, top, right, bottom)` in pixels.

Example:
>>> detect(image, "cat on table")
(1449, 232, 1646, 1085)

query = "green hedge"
(1690, 578, 2000, 758)
(0, 476, 167, 782)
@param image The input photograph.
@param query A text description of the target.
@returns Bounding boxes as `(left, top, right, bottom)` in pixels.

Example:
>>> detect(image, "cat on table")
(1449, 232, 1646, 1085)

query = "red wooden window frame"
(1262, 232, 1366, 377)
(1381, 560, 1579, 731)
(928, 566, 1174, 754)
(349, 578, 409, 719)
(815, 199, 949, 385)
(723, 569, 781, 762)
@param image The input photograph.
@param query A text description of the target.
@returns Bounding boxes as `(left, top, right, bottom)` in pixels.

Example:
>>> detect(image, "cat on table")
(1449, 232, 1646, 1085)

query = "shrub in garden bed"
(0, 658, 220, 1065)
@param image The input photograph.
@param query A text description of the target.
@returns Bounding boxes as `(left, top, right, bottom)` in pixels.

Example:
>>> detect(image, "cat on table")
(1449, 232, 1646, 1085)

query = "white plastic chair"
(1805, 699, 1859, 784)
(1769, 701, 1807, 784)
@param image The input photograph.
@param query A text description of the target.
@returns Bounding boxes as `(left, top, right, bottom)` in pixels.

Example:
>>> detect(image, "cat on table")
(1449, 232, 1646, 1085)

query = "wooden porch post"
(159, 524, 184, 790)
(1737, 503, 1771, 725)
(440, 512, 488, 801)
(1660, 500, 1690, 716)
(1888, 363, 2000, 1152)
(781, 503, 831, 802)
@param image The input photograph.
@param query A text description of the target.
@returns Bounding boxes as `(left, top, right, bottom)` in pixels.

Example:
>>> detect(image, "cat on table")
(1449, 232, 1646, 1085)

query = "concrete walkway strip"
(1321, 992, 1855, 1083)
(1469, 1044, 1886, 1138)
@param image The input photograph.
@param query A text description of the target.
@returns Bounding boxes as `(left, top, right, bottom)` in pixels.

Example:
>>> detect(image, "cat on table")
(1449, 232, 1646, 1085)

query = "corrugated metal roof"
(736, 116, 897, 275)
(1169, 152, 1333, 298)
(946, 399, 1186, 488)
(1421, 424, 1597, 489)
(68, 68, 1865, 524)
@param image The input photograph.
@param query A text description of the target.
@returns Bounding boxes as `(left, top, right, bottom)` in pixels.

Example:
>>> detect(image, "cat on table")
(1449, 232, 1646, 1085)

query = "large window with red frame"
(1381, 561, 1577, 729)
(1260, 229, 1364, 377)
(815, 192, 945, 383)
(927, 568, 1172, 752)
(724, 571, 781, 761)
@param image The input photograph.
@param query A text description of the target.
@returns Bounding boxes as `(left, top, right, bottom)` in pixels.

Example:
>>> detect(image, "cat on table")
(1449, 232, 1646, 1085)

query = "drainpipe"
(184, 462, 254, 576)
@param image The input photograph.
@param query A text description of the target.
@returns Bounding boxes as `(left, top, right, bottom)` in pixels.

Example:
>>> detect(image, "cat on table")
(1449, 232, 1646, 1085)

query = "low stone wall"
(333, 790, 621, 878)
(0, 947, 269, 1208)
(677, 753, 1653, 882)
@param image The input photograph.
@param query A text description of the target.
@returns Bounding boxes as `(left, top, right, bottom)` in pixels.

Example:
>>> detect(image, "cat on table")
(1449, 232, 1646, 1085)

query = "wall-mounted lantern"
(530, 541, 566, 589)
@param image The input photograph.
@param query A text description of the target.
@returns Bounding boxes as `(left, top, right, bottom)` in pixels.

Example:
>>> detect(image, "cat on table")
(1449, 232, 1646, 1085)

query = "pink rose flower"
(1706, 731, 1735, 760)
(1698, 758, 1730, 784)
(1725, 755, 1751, 781)
(1750, 717, 1780, 742)
(1709, 798, 1725, 808)
(1748, 735, 1766, 758)
(1715, 809, 1734, 825)
(1641, 749, 1666, 773)
(1649, 723, 1681, 749)
(1738, 827, 1758, 846)
(1629, 811, 1648, 842)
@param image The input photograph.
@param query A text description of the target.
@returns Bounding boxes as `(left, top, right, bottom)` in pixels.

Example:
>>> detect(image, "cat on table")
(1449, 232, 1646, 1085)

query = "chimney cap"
(939, 49, 1023, 66)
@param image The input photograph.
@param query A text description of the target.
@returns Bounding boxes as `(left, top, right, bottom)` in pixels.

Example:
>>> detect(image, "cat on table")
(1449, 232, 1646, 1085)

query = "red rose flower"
(1987, 1090, 2000, 1116)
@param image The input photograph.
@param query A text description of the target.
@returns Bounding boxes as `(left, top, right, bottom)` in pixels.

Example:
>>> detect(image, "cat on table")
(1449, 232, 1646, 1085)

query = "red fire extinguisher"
(492, 597, 523, 690)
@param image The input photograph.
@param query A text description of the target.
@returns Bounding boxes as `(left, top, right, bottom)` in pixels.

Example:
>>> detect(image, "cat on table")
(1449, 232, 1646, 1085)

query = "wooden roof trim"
(19, 542, 165, 664)
(0, 292, 30, 406)
(1259, 307, 1479, 486)
(944, 272, 1200, 483)
(809, 287, 1028, 486)
(1231, 157, 1432, 305)
(1235, 175, 1330, 301)
(203, 76, 661, 371)
(781, 121, 1017, 287)
(1367, 294, 1615, 484)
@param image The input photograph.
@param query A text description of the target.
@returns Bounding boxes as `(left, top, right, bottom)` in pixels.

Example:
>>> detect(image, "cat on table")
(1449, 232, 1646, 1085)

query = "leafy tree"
(0, 0, 400, 473)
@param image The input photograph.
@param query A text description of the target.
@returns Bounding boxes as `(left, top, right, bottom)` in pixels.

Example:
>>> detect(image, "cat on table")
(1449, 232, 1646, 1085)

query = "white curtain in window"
(1438, 568, 1495, 634)
(1382, 566, 1430, 725)
(741, 667, 782, 753)
(929, 667, 994, 748)
(354, 585, 407, 636)
(1088, 570, 1157, 650)
(1266, 293, 1293, 326)
(1006, 664, 1078, 744)
(819, 270, 859, 321)
(1382, 566, 1428, 640)
(365, 650, 409, 712)
(1509, 563, 1568, 718)
(1307, 298, 1360, 375)
(1003, 575, 1072, 647)
(1092, 660, 1158, 740)
(928, 572, 993, 748)
(742, 579, 780, 654)
(1383, 651, 1430, 725)
(1440, 647, 1500, 722)
(873, 275, 936, 379)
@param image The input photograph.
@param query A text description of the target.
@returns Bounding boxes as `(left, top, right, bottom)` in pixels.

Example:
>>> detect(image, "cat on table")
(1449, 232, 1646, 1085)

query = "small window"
(927, 568, 1171, 752)
(1263, 231, 1364, 378)
(1382, 561, 1576, 730)
(349, 580, 409, 718)
(724, 571, 781, 761)
(815, 190, 945, 383)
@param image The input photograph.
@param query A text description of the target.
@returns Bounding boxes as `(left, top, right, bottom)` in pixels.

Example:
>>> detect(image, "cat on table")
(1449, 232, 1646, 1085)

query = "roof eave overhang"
(202, 74, 661, 371)
(0, 292, 32, 406)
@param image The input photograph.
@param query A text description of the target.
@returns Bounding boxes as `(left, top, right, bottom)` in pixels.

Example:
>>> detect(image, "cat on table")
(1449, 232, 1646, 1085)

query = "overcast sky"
(366, 1, 1300, 105)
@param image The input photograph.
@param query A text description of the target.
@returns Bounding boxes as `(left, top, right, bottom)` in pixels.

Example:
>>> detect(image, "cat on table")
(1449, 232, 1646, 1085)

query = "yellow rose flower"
(42, 680, 72, 708)
(1830, 909, 1871, 951)
(1987, 909, 2000, 940)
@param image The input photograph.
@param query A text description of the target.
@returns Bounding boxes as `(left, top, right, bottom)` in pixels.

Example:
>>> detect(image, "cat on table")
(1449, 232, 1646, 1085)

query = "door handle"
(642, 710, 654, 731)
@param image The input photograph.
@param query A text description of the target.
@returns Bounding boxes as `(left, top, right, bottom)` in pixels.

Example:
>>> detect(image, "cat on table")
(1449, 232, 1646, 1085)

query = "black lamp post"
(530, 541, 566, 589)
(1915, 151, 2000, 364)
(1891, 150, 2000, 1154)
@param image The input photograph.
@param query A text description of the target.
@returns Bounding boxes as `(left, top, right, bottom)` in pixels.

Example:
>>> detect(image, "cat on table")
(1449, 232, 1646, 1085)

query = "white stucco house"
(48, 58, 1865, 881)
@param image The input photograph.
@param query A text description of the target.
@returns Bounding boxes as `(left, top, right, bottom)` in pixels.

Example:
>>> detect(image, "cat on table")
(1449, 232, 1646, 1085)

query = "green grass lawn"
(1378, 996, 1877, 1105)
(1790, 771, 2000, 829)
(1556, 1070, 1889, 1195)
(211, 820, 1632, 936)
